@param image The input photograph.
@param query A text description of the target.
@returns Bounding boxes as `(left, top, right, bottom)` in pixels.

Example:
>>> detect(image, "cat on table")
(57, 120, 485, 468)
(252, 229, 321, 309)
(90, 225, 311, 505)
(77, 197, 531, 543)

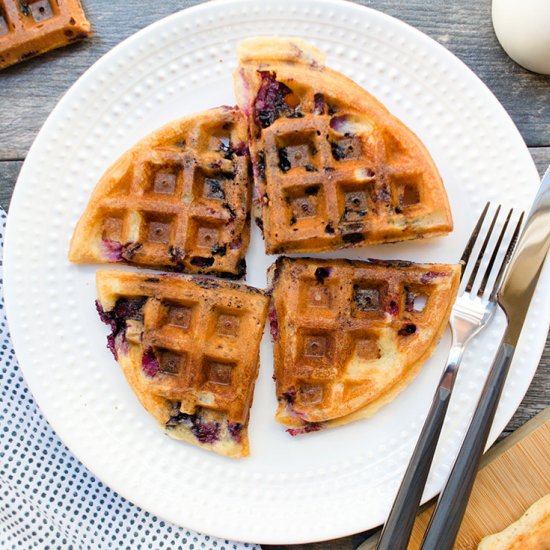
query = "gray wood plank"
(352, 0, 550, 147)
(1, 0, 549, 160)
(531, 147, 550, 177)
(0, 160, 21, 212)
(0, 0, 203, 160)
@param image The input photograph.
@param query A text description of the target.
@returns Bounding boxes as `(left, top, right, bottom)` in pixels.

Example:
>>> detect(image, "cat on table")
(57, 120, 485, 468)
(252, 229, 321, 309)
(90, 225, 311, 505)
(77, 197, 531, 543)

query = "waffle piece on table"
(70, 106, 251, 279)
(268, 257, 460, 433)
(235, 37, 453, 254)
(96, 270, 269, 458)
(0, 0, 90, 70)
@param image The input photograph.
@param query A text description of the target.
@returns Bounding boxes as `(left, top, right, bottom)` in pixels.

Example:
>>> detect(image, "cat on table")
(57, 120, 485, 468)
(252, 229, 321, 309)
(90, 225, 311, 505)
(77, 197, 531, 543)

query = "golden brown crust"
(0, 0, 91, 70)
(69, 106, 251, 278)
(478, 494, 550, 550)
(235, 37, 453, 254)
(96, 270, 269, 458)
(269, 257, 460, 429)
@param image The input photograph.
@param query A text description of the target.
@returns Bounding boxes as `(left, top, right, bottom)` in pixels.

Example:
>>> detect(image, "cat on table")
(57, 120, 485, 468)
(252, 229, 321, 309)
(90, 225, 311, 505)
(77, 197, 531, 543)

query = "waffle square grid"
(270, 257, 459, 426)
(86, 108, 251, 277)
(260, 113, 428, 253)
(97, 272, 269, 428)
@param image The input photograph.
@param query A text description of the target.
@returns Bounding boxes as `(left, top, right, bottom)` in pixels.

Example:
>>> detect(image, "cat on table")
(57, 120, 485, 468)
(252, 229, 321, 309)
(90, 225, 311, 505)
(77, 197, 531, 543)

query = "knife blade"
(499, 164, 550, 343)
(420, 166, 550, 550)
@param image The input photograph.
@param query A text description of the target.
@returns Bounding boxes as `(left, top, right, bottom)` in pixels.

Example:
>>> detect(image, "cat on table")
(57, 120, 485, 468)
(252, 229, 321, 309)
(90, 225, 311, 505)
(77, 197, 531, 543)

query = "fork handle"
(420, 342, 515, 550)
(376, 344, 464, 550)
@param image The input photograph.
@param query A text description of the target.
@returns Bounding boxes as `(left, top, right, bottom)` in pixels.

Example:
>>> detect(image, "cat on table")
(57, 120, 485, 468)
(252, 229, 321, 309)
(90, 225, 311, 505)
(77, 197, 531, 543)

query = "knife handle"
(376, 345, 463, 550)
(420, 342, 515, 550)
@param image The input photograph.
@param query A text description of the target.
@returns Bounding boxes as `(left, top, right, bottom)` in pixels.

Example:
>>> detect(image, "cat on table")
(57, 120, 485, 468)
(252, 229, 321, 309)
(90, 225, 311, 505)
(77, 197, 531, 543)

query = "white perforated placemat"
(0, 209, 258, 550)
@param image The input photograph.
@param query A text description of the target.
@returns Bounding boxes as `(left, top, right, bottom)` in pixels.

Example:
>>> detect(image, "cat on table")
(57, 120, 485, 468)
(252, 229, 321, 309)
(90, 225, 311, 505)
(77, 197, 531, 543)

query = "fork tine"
(489, 211, 525, 302)
(465, 205, 501, 293)
(477, 209, 513, 298)
(459, 202, 490, 282)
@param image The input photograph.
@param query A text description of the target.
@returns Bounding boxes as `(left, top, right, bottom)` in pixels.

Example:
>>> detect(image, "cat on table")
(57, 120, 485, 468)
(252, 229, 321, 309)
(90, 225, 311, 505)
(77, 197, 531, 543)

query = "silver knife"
(420, 165, 550, 550)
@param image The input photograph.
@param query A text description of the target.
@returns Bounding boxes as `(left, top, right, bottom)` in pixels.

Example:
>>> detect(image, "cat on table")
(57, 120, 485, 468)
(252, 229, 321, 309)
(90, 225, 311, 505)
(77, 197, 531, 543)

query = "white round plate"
(4, 0, 549, 544)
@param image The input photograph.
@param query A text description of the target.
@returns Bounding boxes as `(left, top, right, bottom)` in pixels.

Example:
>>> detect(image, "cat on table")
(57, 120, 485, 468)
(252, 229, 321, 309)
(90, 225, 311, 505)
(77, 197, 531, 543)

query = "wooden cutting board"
(360, 407, 550, 550)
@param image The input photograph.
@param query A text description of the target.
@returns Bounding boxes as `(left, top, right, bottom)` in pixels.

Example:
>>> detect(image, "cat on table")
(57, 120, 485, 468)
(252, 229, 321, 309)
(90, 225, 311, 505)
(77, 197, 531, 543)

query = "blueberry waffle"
(70, 106, 251, 278)
(95, 270, 269, 458)
(0, 0, 90, 70)
(235, 37, 453, 254)
(268, 257, 460, 433)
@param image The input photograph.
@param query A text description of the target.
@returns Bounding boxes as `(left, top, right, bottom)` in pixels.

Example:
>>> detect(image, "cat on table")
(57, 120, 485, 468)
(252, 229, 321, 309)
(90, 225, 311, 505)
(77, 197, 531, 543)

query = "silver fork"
(375, 202, 524, 550)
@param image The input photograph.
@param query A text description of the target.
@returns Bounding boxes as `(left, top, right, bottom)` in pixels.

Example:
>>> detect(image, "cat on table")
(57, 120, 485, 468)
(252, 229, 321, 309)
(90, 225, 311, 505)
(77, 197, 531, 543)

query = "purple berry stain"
(141, 348, 159, 377)
(282, 387, 296, 405)
(166, 411, 221, 445)
(192, 419, 220, 444)
(96, 299, 112, 325)
(101, 239, 123, 262)
(101, 239, 143, 262)
(329, 115, 351, 134)
(253, 71, 293, 129)
(388, 300, 399, 316)
(228, 422, 243, 443)
(287, 423, 322, 436)
(95, 297, 146, 360)
(96, 300, 119, 359)
(233, 141, 248, 156)
(106, 334, 117, 359)
(420, 271, 447, 284)
(268, 306, 279, 341)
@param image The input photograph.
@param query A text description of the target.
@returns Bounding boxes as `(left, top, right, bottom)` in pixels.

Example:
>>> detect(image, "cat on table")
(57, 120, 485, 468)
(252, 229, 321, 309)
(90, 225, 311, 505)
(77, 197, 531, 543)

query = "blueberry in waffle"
(235, 37, 453, 254)
(95, 270, 268, 458)
(268, 257, 460, 433)
(70, 106, 251, 278)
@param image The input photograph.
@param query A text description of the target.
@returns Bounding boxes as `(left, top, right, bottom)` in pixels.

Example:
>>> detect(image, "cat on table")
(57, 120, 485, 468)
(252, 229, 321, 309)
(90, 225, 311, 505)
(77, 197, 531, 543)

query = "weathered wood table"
(1, 1, 548, 548)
